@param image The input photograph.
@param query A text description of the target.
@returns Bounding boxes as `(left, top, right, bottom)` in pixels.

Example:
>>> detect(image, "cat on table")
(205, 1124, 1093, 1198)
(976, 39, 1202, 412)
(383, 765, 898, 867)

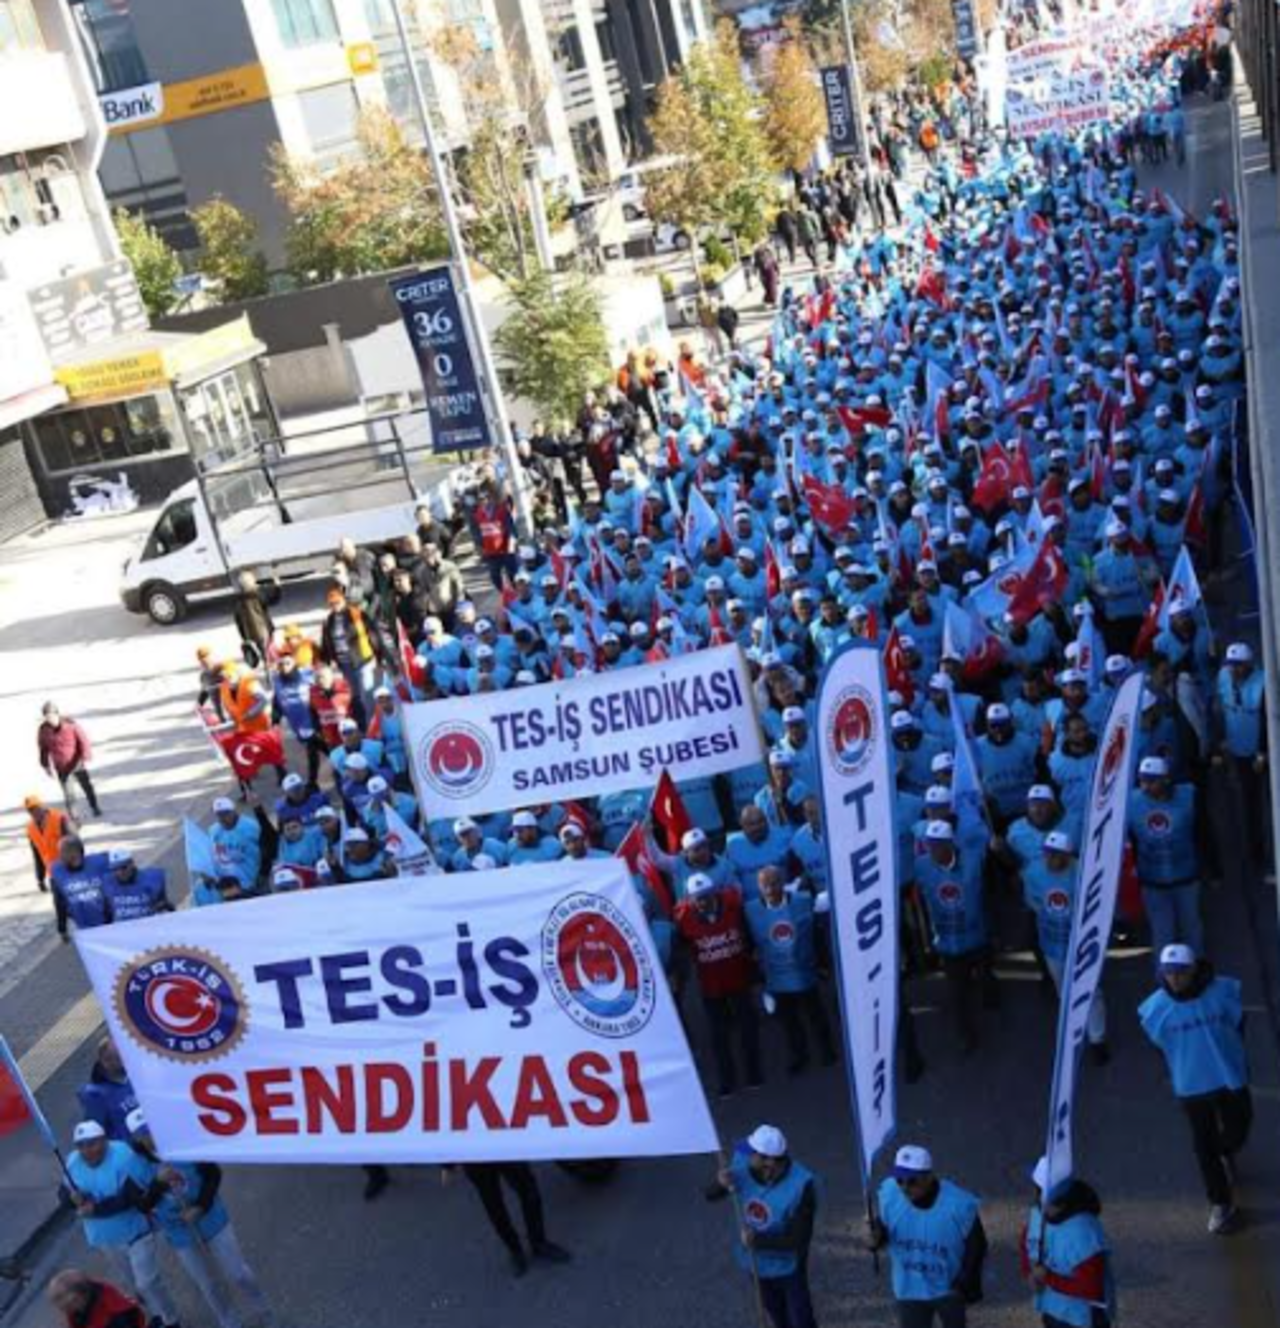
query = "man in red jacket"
(37, 703, 101, 818)
(673, 872, 762, 1098)
(48, 1270, 146, 1328)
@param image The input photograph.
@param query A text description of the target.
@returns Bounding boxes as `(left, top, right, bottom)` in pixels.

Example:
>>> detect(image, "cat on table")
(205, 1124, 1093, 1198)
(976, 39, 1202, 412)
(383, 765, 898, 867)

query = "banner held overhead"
(74, 859, 718, 1165)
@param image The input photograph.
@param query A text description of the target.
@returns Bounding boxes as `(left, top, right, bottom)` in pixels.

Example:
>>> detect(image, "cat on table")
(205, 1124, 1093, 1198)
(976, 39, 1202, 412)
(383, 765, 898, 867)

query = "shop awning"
(0, 381, 69, 433)
(51, 316, 266, 406)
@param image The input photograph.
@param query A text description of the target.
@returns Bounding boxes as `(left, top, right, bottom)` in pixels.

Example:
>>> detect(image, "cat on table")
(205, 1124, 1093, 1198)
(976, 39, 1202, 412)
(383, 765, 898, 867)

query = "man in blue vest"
(707, 1124, 819, 1328)
(745, 866, 836, 1073)
(1021, 1157, 1115, 1327)
(1139, 944, 1252, 1234)
(51, 835, 112, 940)
(1211, 641, 1268, 874)
(868, 1143, 987, 1327)
(104, 850, 171, 922)
(1126, 756, 1202, 960)
(76, 1038, 138, 1141)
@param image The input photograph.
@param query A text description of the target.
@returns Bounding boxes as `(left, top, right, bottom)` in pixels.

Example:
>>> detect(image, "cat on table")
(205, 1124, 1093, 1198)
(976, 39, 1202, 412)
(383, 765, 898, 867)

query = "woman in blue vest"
(867, 1144, 986, 1327)
(707, 1124, 820, 1328)
(1139, 944, 1252, 1234)
(1021, 1157, 1116, 1327)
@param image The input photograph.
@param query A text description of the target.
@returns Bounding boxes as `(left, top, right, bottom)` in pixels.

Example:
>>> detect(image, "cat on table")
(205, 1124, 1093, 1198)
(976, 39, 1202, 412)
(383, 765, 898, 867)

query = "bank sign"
(821, 65, 860, 158)
(100, 82, 165, 131)
(389, 267, 490, 454)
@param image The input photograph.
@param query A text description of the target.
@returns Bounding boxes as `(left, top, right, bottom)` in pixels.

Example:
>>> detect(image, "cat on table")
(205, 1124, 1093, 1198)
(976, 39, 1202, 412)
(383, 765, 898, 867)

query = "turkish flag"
(616, 821, 673, 915)
(916, 264, 948, 308)
(214, 726, 286, 780)
(971, 442, 1015, 515)
(1133, 580, 1166, 660)
(1004, 540, 1068, 627)
(0, 1063, 31, 1138)
(836, 405, 893, 440)
(397, 620, 426, 701)
(650, 769, 693, 855)
(764, 538, 782, 601)
(883, 626, 916, 705)
(802, 475, 857, 537)
(1183, 482, 1207, 547)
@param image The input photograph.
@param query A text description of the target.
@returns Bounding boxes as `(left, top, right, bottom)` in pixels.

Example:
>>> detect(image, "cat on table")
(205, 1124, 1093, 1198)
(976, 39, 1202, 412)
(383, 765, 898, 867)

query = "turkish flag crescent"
(970, 442, 1013, 515)
(616, 821, 674, 916)
(883, 626, 916, 706)
(215, 727, 286, 780)
(650, 769, 694, 854)
(1004, 540, 1067, 627)
(802, 475, 857, 537)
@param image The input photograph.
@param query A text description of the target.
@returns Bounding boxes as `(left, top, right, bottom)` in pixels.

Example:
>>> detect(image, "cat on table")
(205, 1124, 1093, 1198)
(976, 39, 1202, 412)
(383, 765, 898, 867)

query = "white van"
(615, 154, 685, 220)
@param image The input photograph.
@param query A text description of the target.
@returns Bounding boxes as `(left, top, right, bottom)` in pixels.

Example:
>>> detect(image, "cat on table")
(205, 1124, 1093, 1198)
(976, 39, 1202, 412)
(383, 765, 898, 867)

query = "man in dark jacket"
(76, 1038, 138, 1141)
(38, 704, 101, 817)
(231, 571, 274, 668)
(48, 1270, 145, 1328)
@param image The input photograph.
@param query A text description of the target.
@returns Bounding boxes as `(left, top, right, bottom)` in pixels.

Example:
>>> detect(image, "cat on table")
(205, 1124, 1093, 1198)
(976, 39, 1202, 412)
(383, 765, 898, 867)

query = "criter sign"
(74, 860, 718, 1164)
(403, 644, 764, 820)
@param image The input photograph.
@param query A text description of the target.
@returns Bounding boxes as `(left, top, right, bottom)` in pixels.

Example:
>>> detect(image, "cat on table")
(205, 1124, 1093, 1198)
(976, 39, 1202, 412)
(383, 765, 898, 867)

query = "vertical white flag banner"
(815, 643, 899, 1182)
(1042, 671, 1144, 1195)
(74, 860, 718, 1164)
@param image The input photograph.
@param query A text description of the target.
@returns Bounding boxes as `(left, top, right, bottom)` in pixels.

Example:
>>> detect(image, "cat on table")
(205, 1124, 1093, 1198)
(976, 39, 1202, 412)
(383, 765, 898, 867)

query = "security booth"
(22, 315, 274, 518)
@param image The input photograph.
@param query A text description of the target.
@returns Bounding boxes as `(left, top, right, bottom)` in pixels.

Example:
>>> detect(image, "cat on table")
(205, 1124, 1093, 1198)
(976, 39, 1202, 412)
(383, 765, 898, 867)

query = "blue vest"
(52, 853, 113, 929)
(1216, 667, 1265, 758)
(210, 817, 261, 888)
(1127, 785, 1198, 885)
(105, 868, 167, 922)
(976, 732, 1039, 818)
(731, 1152, 818, 1277)
(1025, 1206, 1113, 1327)
(67, 1142, 150, 1248)
(140, 1157, 231, 1250)
(1139, 975, 1248, 1096)
(1022, 859, 1078, 961)
(726, 826, 795, 888)
(745, 894, 818, 993)
(878, 1177, 980, 1302)
(915, 846, 987, 954)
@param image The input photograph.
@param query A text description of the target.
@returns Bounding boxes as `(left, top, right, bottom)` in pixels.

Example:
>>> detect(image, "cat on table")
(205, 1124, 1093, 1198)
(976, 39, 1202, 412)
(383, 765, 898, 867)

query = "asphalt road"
(3, 97, 1280, 1328)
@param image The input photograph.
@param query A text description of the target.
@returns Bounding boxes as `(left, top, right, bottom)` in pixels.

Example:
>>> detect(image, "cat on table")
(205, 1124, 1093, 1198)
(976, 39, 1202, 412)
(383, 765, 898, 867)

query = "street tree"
(270, 108, 448, 285)
(114, 209, 182, 320)
(190, 196, 270, 303)
(762, 24, 827, 174)
(494, 270, 610, 425)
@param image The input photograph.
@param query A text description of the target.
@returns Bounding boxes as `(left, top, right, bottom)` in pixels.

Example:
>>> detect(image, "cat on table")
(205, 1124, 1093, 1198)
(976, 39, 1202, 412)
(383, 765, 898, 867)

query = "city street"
(2, 94, 1280, 1328)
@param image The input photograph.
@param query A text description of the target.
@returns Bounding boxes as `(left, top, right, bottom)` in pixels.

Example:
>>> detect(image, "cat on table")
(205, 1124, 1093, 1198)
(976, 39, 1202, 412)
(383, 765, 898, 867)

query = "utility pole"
(387, 0, 534, 536)
(837, 0, 873, 173)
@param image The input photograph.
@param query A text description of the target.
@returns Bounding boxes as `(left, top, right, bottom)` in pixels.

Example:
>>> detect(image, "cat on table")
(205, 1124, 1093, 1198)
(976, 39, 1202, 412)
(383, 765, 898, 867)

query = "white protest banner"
(1042, 671, 1143, 1195)
(814, 643, 898, 1183)
(383, 804, 442, 875)
(1006, 31, 1085, 81)
(74, 859, 718, 1164)
(403, 644, 763, 820)
(1006, 65, 1110, 138)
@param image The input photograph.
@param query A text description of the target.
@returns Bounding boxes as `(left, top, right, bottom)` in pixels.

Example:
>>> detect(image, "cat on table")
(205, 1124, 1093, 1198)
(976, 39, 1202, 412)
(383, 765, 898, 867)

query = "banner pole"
(716, 1140, 772, 1328)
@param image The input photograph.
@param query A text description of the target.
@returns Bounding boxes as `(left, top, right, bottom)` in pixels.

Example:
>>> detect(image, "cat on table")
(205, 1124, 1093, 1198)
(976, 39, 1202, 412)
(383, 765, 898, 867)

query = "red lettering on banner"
(620, 1051, 650, 1123)
(246, 1068, 299, 1135)
(509, 1055, 569, 1129)
(192, 1073, 247, 1136)
(302, 1065, 356, 1134)
(449, 1055, 507, 1129)
(567, 1052, 619, 1125)
(366, 1062, 414, 1132)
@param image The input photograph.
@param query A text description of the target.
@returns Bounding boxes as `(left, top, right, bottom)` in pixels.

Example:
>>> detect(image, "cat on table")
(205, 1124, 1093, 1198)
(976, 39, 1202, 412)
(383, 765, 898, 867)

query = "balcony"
(0, 50, 88, 156)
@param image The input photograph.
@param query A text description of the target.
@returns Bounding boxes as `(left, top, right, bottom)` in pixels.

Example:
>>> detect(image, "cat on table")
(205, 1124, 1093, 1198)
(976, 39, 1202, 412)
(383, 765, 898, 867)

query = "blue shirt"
(730, 1150, 818, 1278)
(745, 893, 818, 993)
(1139, 974, 1248, 1096)
(210, 815, 261, 889)
(66, 1142, 151, 1249)
(915, 845, 987, 954)
(1022, 858, 1078, 961)
(878, 1177, 981, 1302)
(1127, 785, 1198, 885)
(725, 825, 796, 889)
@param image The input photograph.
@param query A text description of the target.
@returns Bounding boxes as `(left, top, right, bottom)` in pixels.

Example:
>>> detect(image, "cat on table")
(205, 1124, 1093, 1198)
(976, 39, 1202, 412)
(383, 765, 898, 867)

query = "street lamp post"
(837, 0, 873, 173)
(387, 0, 535, 536)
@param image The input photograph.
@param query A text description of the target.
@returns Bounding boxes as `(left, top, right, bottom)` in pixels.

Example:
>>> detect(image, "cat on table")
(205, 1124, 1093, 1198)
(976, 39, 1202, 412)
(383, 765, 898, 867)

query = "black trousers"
(463, 1162, 546, 1254)
(896, 1295, 966, 1327)
(775, 989, 836, 1067)
(58, 767, 100, 815)
(941, 949, 1000, 1049)
(1181, 1086, 1253, 1205)
(704, 991, 761, 1093)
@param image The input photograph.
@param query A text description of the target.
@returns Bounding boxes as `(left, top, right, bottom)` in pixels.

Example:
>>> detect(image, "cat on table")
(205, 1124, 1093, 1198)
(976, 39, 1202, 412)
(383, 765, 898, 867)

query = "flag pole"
(715, 1138, 773, 1328)
(0, 1037, 75, 1191)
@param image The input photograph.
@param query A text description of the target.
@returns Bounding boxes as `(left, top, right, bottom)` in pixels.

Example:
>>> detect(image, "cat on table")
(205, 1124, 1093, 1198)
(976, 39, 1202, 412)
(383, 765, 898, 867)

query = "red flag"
(665, 431, 682, 472)
(837, 405, 893, 441)
(764, 538, 782, 601)
(650, 769, 693, 854)
(1133, 580, 1166, 660)
(562, 801, 593, 836)
(1183, 483, 1207, 547)
(706, 599, 732, 647)
(214, 727, 286, 780)
(1005, 540, 1068, 627)
(970, 441, 1015, 515)
(0, 1063, 31, 1138)
(916, 264, 948, 307)
(1010, 443, 1035, 493)
(802, 474, 857, 537)
(397, 620, 426, 700)
(883, 626, 916, 705)
(1089, 445, 1107, 503)
(923, 224, 940, 253)
(616, 821, 673, 915)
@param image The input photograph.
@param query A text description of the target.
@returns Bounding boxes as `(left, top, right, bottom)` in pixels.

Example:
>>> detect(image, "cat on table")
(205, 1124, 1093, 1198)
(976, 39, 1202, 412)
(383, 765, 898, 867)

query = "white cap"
(782, 706, 806, 725)
(1160, 942, 1197, 968)
(890, 710, 917, 731)
(282, 772, 304, 791)
(1028, 784, 1055, 803)
(1139, 756, 1169, 778)
(272, 867, 302, 891)
(559, 822, 585, 840)
(345, 753, 369, 772)
(894, 1144, 934, 1174)
(1044, 830, 1073, 854)
(454, 817, 479, 836)
(73, 1121, 106, 1144)
(987, 702, 1011, 723)
(472, 854, 497, 871)
(373, 685, 392, 699)
(1105, 654, 1130, 675)
(339, 718, 359, 734)
(929, 672, 952, 691)
(685, 872, 717, 898)
(1032, 1156, 1051, 1191)
(1226, 642, 1254, 664)
(512, 810, 539, 829)
(107, 848, 133, 867)
(747, 1124, 789, 1158)
(924, 785, 953, 808)
(681, 827, 708, 850)
(212, 796, 236, 814)
(368, 776, 389, 795)
(476, 644, 495, 660)
(931, 752, 955, 773)
(705, 576, 725, 592)
(344, 827, 370, 844)
(315, 805, 340, 821)
(925, 820, 955, 841)
(124, 1107, 148, 1136)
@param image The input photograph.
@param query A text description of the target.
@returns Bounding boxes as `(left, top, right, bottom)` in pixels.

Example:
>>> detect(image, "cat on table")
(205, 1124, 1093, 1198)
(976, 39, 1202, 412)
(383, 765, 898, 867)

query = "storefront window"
(181, 367, 272, 470)
(70, 0, 148, 92)
(29, 395, 180, 474)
